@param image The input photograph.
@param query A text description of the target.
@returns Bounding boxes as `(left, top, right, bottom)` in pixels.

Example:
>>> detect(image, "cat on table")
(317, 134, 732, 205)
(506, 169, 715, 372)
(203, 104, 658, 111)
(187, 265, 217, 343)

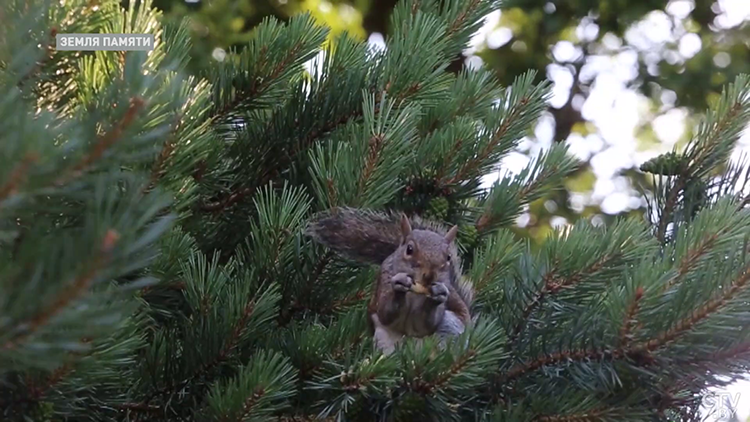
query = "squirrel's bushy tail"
(305, 207, 474, 307)
(304, 207, 405, 265)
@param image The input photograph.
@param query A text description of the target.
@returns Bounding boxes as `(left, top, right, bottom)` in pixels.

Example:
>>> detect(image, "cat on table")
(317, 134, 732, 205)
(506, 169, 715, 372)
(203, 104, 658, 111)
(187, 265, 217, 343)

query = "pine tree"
(2, 0, 750, 420)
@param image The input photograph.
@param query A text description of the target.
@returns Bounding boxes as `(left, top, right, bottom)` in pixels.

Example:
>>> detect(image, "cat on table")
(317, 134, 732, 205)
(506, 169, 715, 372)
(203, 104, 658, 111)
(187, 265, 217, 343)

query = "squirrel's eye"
(406, 244, 414, 255)
(446, 255, 451, 263)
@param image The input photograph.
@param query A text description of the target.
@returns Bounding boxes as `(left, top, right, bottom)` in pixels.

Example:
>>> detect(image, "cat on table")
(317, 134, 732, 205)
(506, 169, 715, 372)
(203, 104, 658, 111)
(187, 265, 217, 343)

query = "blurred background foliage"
(150, 0, 750, 244)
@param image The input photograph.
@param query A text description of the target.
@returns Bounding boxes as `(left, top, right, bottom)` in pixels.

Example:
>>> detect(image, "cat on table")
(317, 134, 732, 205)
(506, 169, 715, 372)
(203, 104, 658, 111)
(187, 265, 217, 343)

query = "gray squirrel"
(305, 207, 473, 354)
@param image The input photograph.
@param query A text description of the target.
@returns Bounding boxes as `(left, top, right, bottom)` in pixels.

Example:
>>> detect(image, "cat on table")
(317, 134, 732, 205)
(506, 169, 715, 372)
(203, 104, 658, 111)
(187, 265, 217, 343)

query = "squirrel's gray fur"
(304, 206, 474, 308)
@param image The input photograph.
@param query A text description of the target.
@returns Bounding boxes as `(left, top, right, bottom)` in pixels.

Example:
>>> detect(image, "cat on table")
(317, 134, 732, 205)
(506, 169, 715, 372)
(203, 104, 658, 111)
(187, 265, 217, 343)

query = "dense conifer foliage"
(1, 0, 750, 420)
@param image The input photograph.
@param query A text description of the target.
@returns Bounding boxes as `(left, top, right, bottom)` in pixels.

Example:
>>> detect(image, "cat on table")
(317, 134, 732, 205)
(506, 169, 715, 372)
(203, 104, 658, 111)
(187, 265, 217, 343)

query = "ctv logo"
(703, 391, 742, 421)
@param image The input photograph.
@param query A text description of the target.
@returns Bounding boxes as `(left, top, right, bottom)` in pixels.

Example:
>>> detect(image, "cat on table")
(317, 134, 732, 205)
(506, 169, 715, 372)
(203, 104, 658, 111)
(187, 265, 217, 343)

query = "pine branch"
(306, 253, 334, 295)
(655, 177, 686, 243)
(416, 349, 477, 393)
(279, 251, 334, 325)
(618, 286, 644, 347)
(442, 74, 550, 188)
(18, 27, 57, 87)
(357, 135, 386, 195)
(534, 410, 606, 422)
(475, 165, 561, 233)
(632, 267, 750, 353)
(221, 300, 257, 359)
(200, 186, 255, 212)
(201, 351, 297, 421)
(678, 341, 750, 365)
(200, 101, 374, 213)
(655, 80, 749, 242)
(220, 388, 265, 422)
(113, 403, 162, 413)
(433, 136, 466, 183)
(2, 229, 120, 350)
(214, 41, 304, 118)
(328, 333, 367, 361)
(473, 254, 505, 291)
(650, 381, 701, 419)
(140, 295, 261, 407)
(0, 152, 38, 203)
(662, 231, 721, 292)
(202, 34, 430, 214)
(142, 115, 181, 195)
(482, 180, 535, 225)
(499, 266, 750, 383)
(55, 97, 144, 186)
(474, 143, 578, 234)
(339, 372, 378, 393)
(445, 0, 482, 38)
(444, 96, 530, 185)
(319, 290, 368, 314)
(211, 14, 328, 117)
(25, 349, 86, 403)
(510, 253, 617, 341)
(501, 348, 621, 383)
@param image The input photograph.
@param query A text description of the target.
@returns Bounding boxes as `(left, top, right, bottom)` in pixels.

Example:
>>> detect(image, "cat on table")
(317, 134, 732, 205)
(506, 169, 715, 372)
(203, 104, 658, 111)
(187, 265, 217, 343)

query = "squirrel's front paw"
(428, 282, 449, 303)
(391, 273, 413, 293)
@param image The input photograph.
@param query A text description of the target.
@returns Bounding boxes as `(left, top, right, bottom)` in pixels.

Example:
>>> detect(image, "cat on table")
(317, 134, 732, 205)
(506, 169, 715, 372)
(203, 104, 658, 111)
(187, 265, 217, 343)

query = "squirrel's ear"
(400, 214, 412, 239)
(445, 225, 459, 243)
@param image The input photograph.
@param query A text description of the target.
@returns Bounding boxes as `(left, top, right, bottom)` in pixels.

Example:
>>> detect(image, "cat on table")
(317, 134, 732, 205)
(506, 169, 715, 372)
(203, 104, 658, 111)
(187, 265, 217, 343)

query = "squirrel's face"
(401, 230, 452, 285)
(398, 214, 459, 286)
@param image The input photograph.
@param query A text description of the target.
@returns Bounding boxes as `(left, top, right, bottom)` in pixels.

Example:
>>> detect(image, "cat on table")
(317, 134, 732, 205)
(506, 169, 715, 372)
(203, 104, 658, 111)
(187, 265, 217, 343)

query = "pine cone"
(640, 152, 685, 176)
(459, 224, 479, 249)
(426, 196, 449, 220)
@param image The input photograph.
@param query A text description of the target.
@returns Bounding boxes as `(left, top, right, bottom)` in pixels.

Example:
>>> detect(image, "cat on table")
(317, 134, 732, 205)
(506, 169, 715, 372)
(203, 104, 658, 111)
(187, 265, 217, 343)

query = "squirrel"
(305, 207, 473, 354)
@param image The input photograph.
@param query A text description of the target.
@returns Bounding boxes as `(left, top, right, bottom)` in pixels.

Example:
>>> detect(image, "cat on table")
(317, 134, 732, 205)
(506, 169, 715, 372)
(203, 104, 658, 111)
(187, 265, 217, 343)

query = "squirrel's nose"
(422, 271, 435, 284)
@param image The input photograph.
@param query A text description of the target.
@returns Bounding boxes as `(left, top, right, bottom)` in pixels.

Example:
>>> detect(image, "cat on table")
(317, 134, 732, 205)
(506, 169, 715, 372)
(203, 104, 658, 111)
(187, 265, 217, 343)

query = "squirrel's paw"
(428, 282, 449, 303)
(391, 273, 413, 293)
